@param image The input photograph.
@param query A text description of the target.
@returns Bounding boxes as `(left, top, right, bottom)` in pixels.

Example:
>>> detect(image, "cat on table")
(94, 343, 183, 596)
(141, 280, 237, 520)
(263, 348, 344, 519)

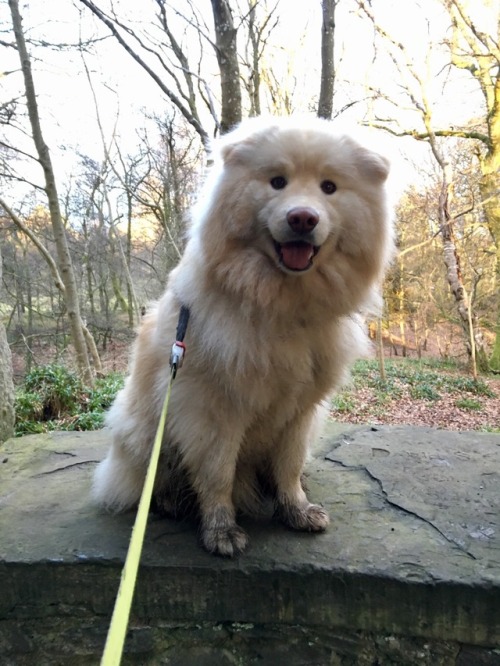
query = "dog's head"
(191, 116, 393, 312)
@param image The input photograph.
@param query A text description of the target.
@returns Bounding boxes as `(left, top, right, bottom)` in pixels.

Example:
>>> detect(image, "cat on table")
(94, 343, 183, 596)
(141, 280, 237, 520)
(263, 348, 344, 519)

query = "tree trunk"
(447, 0, 500, 371)
(318, 0, 336, 119)
(420, 87, 486, 372)
(0, 324, 15, 443)
(0, 245, 15, 443)
(438, 179, 485, 373)
(8, 0, 94, 384)
(479, 158, 500, 371)
(376, 318, 386, 382)
(440, 195, 471, 357)
(125, 192, 135, 329)
(210, 0, 242, 134)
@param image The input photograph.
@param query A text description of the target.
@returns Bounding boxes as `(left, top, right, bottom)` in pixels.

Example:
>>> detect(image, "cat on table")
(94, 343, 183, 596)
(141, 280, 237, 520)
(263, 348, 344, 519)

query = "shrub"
(15, 365, 124, 436)
(409, 383, 441, 401)
(23, 364, 82, 419)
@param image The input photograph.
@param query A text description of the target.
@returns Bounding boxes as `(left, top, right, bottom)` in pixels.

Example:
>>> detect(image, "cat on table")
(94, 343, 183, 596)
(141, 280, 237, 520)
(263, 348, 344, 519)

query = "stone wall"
(1, 424, 499, 665)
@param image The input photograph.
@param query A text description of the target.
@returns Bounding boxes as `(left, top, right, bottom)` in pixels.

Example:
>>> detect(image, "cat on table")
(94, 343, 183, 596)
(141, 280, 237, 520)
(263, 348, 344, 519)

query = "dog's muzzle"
(274, 206, 321, 272)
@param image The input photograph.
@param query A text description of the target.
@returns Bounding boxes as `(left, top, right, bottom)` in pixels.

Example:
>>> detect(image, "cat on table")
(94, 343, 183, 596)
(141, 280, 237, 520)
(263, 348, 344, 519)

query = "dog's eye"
(321, 180, 337, 195)
(270, 176, 287, 190)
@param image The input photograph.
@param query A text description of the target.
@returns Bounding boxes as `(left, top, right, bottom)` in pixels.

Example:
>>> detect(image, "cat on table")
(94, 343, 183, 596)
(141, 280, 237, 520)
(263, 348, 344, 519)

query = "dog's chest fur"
(185, 298, 345, 417)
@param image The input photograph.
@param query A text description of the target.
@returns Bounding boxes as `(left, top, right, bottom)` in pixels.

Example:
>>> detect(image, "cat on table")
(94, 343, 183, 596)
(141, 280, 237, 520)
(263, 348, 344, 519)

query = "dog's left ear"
(355, 147, 390, 183)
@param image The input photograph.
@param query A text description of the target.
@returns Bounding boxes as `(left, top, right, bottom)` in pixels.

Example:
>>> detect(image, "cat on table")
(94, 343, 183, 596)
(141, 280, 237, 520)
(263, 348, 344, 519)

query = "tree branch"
(79, 0, 210, 148)
(0, 197, 66, 293)
(365, 122, 490, 146)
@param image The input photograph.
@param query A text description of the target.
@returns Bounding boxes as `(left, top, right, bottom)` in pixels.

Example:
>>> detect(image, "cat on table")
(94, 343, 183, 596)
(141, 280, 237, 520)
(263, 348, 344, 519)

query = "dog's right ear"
(217, 118, 279, 166)
(220, 141, 243, 164)
(219, 135, 259, 166)
(216, 122, 251, 166)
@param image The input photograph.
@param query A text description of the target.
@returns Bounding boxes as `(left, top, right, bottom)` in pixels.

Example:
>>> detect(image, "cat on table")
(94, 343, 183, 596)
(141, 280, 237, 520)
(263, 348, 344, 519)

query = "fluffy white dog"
(93, 116, 394, 556)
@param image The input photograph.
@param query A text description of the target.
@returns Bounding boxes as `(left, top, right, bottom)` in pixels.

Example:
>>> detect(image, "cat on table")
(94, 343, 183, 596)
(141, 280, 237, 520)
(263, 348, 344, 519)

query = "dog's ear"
(220, 140, 245, 164)
(218, 119, 279, 166)
(355, 146, 390, 183)
(219, 135, 261, 166)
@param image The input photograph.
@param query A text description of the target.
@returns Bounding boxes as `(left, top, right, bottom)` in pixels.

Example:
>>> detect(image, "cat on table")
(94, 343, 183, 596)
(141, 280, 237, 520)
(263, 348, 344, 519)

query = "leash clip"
(169, 341, 186, 378)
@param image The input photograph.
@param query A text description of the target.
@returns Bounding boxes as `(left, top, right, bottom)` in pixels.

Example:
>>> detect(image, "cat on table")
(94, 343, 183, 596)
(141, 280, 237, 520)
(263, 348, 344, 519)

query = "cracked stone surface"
(323, 424, 499, 569)
(0, 422, 499, 654)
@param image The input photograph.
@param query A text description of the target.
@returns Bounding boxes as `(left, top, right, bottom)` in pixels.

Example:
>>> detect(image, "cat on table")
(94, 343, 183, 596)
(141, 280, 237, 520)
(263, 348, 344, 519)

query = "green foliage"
(489, 335, 500, 374)
(408, 377, 442, 400)
(348, 358, 494, 401)
(455, 398, 483, 411)
(448, 375, 494, 397)
(22, 364, 82, 418)
(15, 364, 124, 436)
(86, 373, 125, 411)
(331, 393, 356, 413)
(15, 391, 44, 425)
(406, 356, 460, 372)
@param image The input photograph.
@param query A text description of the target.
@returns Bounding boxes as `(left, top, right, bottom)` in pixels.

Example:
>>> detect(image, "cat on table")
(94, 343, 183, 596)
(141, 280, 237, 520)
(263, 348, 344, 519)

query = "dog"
(93, 116, 394, 556)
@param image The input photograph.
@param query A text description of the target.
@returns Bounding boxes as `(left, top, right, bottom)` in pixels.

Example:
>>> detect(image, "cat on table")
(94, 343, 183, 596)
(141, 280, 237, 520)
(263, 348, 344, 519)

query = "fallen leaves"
(331, 365, 500, 432)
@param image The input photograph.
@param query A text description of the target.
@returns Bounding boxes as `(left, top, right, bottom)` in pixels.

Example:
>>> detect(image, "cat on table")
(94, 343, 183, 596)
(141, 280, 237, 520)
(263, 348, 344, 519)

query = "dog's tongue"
(280, 241, 314, 271)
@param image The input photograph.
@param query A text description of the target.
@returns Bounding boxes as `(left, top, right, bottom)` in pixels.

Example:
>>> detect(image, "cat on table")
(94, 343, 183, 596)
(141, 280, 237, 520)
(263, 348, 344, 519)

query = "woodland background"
(1, 0, 499, 441)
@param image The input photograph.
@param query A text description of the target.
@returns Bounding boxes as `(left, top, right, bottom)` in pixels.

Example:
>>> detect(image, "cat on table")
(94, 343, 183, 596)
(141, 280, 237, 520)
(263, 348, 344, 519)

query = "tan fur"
(93, 116, 394, 556)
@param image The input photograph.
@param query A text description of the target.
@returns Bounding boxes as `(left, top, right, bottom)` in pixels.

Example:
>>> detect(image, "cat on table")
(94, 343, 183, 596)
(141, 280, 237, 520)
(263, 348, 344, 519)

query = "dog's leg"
(173, 408, 249, 557)
(194, 457, 249, 556)
(271, 410, 330, 532)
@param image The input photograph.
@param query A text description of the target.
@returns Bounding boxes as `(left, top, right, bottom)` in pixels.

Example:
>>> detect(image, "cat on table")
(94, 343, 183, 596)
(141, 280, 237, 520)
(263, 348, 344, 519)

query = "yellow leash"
(100, 369, 175, 666)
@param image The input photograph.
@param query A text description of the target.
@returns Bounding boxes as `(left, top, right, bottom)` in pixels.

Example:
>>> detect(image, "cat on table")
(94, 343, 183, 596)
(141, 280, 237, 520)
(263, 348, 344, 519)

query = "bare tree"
(131, 117, 199, 266)
(79, 57, 141, 328)
(80, 0, 242, 145)
(4, 0, 98, 383)
(0, 197, 103, 372)
(445, 0, 500, 370)
(356, 0, 489, 372)
(79, 1, 309, 142)
(240, 0, 279, 117)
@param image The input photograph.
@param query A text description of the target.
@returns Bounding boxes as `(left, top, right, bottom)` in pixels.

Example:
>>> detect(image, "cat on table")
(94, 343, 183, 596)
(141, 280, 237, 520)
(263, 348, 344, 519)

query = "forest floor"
(10, 336, 500, 434)
(330, 358, 500, 432)
(104, 336, 500, 432)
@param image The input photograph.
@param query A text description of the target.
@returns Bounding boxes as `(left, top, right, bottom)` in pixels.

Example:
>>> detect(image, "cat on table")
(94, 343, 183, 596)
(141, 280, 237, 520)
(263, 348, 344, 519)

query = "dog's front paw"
(201, 523, 249, 557)
(200, 506, 249, 557)
(277, 501, 330, 532)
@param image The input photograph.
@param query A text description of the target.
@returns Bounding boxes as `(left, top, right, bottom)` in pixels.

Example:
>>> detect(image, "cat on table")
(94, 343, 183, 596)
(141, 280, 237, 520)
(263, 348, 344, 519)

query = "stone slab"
(0, 423, 499, 651)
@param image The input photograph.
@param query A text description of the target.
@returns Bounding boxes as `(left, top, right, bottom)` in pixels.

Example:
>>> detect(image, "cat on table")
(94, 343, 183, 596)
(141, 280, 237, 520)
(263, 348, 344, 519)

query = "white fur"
(93, 116, 394, 556)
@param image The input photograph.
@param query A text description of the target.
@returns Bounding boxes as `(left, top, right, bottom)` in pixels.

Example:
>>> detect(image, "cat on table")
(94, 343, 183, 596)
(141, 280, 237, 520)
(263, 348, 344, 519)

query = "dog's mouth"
(273, 240, 319, 272)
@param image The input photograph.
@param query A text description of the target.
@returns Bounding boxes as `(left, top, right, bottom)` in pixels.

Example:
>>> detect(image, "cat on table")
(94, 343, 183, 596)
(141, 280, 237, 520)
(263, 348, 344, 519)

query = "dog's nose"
(287, 207, 319, 234)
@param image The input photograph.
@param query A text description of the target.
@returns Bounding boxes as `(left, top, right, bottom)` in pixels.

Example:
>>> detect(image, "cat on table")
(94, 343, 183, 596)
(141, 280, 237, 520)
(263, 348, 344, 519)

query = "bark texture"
(0, 245, 15, 443)
(318, 0, 336, 119)
(211, 0, 242, 134)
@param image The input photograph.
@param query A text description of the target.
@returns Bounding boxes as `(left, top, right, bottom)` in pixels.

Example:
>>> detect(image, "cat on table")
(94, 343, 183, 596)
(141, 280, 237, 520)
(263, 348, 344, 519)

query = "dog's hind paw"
(277, 501, 330, 533)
